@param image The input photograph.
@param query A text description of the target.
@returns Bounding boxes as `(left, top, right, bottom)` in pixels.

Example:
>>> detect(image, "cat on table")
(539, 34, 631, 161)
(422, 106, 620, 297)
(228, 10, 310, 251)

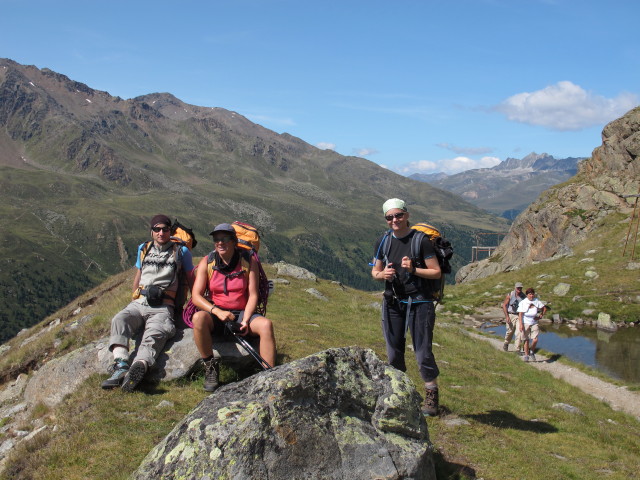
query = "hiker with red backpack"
(371, 198, 442, 416)
(190, 223, 276, 392)
(101, 215, 195, 392)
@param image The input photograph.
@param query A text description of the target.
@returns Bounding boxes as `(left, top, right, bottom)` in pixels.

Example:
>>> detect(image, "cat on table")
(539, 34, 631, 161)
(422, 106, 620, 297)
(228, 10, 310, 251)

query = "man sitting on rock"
(101, 214, 194, 392)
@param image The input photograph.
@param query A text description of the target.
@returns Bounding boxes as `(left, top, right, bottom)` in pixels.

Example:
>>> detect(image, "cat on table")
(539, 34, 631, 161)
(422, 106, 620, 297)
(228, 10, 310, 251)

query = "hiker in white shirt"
(517, 288, 547, 362)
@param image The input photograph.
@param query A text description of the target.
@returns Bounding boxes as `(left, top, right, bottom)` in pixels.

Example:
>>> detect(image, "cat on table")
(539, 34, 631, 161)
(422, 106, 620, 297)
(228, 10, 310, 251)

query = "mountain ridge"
(410, 153, 583, 219)
(0, 57, 508, 342)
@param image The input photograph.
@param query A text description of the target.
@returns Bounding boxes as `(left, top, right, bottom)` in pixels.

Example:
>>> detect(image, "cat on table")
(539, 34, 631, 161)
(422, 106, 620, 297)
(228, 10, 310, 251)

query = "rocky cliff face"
(456, 107, 640, 283)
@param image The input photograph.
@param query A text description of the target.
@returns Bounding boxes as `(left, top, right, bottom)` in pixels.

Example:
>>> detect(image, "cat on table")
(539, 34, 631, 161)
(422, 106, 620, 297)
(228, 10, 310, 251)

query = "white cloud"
(495, 81, 639, 131)
(353, 147, 379, 156)
(446, 156, 501, 172)
(316, 142, 336, 150)
(398, 160, 438, 173)
(398, 156, 501, 175)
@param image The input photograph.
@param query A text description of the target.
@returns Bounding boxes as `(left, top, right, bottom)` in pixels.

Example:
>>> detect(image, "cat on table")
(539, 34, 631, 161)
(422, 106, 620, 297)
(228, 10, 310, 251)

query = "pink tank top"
(209, 261, 248, 310)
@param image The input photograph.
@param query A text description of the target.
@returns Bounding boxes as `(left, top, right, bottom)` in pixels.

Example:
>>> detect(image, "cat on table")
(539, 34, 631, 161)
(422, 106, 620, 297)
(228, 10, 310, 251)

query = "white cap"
(382, 198, 407, 214)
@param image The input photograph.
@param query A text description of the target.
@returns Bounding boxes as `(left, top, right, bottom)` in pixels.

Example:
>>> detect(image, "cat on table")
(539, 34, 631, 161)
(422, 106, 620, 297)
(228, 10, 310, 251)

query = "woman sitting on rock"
(191, 223, 276, 391)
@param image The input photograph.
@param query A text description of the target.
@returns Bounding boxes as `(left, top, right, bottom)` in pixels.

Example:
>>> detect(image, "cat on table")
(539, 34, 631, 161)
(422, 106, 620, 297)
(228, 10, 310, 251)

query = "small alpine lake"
(480, 321, 640, 384)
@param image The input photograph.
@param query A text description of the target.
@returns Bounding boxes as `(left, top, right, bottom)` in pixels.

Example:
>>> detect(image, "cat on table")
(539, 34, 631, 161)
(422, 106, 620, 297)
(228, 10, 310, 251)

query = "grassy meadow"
(1, 242, 639, 479)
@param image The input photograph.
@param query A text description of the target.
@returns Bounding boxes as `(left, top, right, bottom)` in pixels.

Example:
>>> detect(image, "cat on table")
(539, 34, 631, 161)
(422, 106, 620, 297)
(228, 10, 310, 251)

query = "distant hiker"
(371, 198, 442, 416)
(502, 282, 526, 353)
(517, 287, 548, 362)
(190, 223, 276, 392)
(101, 215, 195, 392)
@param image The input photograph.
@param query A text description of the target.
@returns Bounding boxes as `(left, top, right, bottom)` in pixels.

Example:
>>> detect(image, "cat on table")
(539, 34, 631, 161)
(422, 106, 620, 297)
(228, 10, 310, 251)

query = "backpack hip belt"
(137, 285, 177, 306)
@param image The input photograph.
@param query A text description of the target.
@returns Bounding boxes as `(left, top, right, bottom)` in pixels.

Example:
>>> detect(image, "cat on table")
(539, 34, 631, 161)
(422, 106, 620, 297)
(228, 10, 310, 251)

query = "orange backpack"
(232, 221, 260, 252)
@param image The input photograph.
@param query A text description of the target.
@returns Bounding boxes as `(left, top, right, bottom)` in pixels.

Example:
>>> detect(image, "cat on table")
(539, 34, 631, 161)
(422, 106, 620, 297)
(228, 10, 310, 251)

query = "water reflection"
(481, 322, 640, 383)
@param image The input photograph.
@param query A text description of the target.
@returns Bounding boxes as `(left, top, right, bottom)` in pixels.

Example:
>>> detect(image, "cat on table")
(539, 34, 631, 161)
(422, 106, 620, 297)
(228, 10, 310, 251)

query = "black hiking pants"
(381, 298, 439, 383)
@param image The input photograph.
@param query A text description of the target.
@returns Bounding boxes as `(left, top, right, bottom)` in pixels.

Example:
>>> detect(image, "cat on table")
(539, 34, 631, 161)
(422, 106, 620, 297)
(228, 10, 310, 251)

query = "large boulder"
(133, 347, 435, 480)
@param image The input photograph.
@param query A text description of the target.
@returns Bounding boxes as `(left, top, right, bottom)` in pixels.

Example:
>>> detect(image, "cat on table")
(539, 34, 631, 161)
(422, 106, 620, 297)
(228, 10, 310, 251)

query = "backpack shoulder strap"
(206, 251, 216, 282)
(139, 241, 153, 264)
(380, 230, 393, 264)
(239, 250, 252, 273)
(172, 242, 183, 266)
(410, 230, 426, 266)
(369, 230, 393, 267)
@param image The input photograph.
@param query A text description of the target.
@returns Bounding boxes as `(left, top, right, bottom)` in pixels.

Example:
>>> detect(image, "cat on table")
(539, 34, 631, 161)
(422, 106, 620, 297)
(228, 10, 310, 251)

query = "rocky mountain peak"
(494, 152, 551, 171)
(412, 153, 583, 219)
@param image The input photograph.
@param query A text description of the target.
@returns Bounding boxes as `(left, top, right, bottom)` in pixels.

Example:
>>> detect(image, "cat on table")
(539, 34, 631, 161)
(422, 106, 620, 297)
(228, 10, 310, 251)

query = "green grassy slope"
(1, 239, 638, 479)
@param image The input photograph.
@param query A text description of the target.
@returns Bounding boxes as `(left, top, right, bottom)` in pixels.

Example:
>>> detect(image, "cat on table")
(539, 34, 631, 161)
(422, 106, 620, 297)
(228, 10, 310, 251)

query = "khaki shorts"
(521, 323, 539, 340)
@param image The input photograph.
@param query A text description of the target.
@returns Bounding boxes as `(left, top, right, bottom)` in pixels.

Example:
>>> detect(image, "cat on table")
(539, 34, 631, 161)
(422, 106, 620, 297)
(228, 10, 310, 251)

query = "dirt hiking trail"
(461, 316, 640, 421)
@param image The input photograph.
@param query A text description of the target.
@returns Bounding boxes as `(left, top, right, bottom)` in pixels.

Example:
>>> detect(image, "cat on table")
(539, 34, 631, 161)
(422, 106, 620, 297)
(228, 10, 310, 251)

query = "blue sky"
(2, 0, 638, 175)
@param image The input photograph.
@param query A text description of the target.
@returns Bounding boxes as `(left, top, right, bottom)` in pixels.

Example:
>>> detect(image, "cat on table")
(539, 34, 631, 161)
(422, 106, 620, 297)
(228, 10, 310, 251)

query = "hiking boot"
(523, 355, 529, 362)
(530, 353, 536, 362)
(121, 361, 147, 392)
(101, 358, 129, 389)
(203, 358, 220, 392)
(503, 342, 509, 352)
(422, 386, 439, 417)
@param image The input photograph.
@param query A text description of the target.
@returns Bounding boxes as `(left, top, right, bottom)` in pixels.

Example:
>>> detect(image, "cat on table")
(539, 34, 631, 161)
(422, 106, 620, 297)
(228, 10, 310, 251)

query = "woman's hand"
(216, 309, 236, 323)
(238, 321, 249, 336)
(401, 256, 413, 271)
(379, 263, 396, 280)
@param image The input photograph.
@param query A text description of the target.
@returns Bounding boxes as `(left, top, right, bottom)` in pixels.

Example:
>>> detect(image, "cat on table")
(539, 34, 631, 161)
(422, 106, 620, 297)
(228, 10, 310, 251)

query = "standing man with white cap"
(371, 198, 442, 416)
(502, 282, 526, 353)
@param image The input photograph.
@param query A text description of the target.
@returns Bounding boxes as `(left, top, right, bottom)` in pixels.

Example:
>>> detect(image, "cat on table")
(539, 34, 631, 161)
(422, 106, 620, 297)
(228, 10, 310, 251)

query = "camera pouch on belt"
(143, 285, 165, 307)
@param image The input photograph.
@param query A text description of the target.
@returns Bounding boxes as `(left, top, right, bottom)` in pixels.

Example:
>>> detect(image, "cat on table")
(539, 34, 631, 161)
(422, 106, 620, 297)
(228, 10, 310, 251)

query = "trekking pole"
(225, 322, 272, 370)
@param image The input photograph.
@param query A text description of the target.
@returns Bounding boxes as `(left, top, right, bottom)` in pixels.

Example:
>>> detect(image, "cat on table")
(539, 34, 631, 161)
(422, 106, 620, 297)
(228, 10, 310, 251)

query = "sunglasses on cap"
(151, 226, 170, 233)
(385, 212, 406, 221)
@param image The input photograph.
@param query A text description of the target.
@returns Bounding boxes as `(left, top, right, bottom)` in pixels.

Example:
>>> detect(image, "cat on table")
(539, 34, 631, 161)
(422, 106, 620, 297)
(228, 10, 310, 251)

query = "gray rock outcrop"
(0, 327, 262, 468)
(133, 347, 435, 480)
(22, 328, 257, 409)
(457, 106, 640, 283)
